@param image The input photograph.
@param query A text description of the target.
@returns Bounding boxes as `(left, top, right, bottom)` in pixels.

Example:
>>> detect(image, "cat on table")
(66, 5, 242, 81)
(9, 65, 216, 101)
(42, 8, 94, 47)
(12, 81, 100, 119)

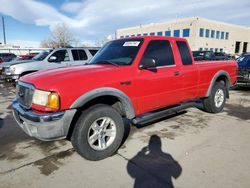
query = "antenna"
(2, 16, 6, 44)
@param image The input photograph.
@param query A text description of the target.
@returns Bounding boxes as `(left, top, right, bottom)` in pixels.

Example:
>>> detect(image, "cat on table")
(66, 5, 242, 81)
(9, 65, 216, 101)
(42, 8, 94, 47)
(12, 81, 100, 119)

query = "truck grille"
(16, 82, 34, 109)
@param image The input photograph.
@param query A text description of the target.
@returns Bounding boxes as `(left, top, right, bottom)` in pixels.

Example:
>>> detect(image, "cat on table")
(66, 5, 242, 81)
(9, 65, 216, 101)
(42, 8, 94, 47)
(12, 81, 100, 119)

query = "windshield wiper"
(95, 60, 119, 66)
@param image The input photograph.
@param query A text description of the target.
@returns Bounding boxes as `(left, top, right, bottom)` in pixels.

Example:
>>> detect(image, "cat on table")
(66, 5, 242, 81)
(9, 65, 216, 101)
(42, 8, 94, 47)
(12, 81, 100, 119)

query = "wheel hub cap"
(214, 89, 224, 108)
(87, 117, 117, 151)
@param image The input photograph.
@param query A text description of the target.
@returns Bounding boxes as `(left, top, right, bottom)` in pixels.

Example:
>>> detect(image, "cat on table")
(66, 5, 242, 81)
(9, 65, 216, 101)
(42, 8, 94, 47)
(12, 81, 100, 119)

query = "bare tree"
(40, 23, 77, 48)
(95, 35, 114, 47)
(40, 38, 56, 48)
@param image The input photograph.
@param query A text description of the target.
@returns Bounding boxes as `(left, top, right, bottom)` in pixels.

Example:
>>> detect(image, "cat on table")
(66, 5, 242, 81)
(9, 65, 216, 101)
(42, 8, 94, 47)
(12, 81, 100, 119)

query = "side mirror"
(48, 56, 57, 62)
(139, 58, 156, 69)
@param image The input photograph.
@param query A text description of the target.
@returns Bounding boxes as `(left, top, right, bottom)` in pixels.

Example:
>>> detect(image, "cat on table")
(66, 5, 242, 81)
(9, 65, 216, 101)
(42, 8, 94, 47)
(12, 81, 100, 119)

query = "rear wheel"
(71, 104, 124, 161)
(203, 82, 226, 113)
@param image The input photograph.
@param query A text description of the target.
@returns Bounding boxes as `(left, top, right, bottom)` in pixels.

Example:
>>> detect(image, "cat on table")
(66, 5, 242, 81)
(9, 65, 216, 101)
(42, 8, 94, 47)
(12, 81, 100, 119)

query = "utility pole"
(2, 16, 6, 45)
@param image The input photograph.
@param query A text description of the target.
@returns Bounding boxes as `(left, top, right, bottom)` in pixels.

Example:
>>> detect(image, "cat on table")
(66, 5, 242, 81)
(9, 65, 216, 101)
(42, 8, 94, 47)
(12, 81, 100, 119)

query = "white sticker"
(123, 41, 140, 47)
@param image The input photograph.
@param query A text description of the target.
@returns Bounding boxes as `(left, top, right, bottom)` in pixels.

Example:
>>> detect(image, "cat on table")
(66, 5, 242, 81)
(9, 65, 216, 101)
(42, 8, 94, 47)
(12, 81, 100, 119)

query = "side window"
(72, 50, 79, 60)
(89, 50, 98, 56)
(78, 50, 88, 60)
(176, 41, 193, 65)
(71, 49, 88, 60)
(51, 50, 69, 62)
(141, 40, 175, 67)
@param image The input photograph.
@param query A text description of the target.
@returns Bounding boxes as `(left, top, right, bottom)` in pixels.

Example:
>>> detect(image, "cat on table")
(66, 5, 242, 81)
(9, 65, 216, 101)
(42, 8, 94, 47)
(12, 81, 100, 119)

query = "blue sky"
(0, 0, 249, 47)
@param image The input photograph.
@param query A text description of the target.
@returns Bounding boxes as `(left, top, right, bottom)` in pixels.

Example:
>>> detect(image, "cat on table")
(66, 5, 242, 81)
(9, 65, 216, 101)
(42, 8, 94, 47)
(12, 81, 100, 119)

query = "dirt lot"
(0, 81, 250, 188)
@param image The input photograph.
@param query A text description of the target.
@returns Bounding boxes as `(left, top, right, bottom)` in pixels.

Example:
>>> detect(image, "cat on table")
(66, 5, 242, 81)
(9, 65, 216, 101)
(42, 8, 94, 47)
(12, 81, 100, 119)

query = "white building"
(116, 17, 250, 54)
(0, 43, 46, 55)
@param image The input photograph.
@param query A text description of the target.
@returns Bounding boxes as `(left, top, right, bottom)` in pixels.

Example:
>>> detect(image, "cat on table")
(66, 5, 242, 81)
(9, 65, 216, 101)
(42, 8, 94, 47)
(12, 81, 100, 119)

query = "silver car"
(1, 47, 99, 81)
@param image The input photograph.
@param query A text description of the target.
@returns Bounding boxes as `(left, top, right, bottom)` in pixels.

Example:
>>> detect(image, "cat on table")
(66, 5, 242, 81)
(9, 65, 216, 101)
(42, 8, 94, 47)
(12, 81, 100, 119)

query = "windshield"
(32, 49, 53, 61)
(89, 38, 144, 66)
(237, 56, 245, 63)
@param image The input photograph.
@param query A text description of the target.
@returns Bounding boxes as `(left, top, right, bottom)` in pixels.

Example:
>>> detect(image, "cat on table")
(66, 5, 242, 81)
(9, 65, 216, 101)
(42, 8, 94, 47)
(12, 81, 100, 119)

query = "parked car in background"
(10, 54, 38, 62)
(2, 47, 99, 81)
(193, 51, 231, 61)
(236, 53, 250, 86)
(0, 58, 3, 79)
(192, 51, 216, 61)
(0, 49, 52, 80)
(214, 52, 230, 60)
(0, 53, 17, 62)
(18, 53, 38, 61)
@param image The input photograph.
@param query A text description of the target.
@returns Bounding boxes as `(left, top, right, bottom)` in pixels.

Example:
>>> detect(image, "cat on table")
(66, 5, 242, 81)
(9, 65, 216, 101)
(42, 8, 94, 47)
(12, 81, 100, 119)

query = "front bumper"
(236, 76, 250, 85)
(236, 69, 250, 85)
(2, 74, 19, 81)
(12, 99, 76, 141)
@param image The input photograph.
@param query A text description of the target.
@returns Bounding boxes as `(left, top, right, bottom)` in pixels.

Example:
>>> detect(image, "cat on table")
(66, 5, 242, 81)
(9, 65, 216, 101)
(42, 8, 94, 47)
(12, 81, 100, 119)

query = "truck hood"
(0, 59, 35, 68)
(20, 64, 120, 89)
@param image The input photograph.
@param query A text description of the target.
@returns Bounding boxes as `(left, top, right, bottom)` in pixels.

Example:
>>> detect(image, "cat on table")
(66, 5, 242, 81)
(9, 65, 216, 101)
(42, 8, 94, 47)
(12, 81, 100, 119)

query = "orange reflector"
(47, 93, 59, 109)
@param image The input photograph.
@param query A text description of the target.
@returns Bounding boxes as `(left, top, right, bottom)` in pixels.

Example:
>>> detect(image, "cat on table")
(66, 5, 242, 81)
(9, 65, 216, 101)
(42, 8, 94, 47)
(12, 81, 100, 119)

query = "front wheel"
(71, 104, 125, 161)
(203, 82, 227, 113)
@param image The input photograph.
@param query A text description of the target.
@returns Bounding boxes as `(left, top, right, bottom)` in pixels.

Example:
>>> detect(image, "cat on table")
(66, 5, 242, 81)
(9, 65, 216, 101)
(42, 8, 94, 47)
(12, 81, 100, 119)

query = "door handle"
(120, 81, 132, 85)
(173, 71, 180, 76)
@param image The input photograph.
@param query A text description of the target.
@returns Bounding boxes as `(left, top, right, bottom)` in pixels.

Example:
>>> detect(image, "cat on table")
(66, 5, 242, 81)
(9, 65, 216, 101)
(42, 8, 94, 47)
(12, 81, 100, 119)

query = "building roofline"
(117, 17, 250, 31)
(196, 17, 250, 30)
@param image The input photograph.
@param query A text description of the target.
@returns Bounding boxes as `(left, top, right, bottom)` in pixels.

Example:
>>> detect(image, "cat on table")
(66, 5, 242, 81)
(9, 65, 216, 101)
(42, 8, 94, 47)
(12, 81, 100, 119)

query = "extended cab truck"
(2, 47, 99, 81)
(12, 36, 237, 161)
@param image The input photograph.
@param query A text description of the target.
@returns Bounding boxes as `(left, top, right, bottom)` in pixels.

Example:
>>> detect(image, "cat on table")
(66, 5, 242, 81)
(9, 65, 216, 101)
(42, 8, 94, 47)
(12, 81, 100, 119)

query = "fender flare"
(70, 87, 135, 119)
(206, 70, 230, 97)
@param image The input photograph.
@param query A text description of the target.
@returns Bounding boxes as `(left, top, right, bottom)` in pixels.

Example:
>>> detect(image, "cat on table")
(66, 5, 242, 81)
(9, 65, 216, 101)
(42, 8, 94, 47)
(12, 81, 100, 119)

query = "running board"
(132, 102, 197, 125)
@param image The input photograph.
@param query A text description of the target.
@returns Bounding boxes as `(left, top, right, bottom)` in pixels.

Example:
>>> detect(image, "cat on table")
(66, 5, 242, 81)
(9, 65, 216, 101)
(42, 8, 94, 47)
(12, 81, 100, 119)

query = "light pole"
(2, 16, 6, 45)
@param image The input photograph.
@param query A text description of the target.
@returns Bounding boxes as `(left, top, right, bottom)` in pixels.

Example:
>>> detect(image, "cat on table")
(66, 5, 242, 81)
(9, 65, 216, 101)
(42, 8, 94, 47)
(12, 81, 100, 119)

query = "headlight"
(32, 89, 60, 110)
(4, 67, 10, 74)
(4, 66, 15, 74)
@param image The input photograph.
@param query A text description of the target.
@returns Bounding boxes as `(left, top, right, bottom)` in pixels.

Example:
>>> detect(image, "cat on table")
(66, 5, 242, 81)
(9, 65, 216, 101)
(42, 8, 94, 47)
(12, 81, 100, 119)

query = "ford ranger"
(12, 36, 237, 160)
(2, 47, 99, 81)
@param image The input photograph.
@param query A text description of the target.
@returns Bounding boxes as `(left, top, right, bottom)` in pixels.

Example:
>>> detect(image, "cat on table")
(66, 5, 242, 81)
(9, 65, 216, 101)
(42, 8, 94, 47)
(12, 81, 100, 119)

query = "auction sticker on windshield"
(123, 41, 140, 47)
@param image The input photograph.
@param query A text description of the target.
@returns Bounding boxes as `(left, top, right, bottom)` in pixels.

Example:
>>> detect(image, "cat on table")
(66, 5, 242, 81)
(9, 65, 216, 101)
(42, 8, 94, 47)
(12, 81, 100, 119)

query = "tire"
(203, 82, 227, 113)
(71, 104, 125, 161)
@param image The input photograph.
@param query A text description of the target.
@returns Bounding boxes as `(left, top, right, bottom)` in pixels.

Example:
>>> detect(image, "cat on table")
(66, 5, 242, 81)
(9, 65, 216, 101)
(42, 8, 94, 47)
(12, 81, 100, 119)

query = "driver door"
(135, 40, 183, 114)
(46, 49, 70, 69)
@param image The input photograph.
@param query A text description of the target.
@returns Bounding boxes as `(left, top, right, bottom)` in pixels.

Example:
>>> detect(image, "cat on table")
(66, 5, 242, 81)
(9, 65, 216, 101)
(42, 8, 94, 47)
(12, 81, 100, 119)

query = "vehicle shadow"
(127, 135, 182, 188)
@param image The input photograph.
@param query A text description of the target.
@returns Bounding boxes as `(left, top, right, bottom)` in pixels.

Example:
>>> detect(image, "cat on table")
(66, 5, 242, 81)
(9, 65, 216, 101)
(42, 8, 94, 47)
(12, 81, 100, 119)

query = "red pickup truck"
(12, 36, 237, 160)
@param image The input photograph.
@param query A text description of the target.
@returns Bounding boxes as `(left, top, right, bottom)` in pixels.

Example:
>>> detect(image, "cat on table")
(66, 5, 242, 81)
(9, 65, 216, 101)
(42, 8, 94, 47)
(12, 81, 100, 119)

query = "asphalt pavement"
(0, 81, 250, 188)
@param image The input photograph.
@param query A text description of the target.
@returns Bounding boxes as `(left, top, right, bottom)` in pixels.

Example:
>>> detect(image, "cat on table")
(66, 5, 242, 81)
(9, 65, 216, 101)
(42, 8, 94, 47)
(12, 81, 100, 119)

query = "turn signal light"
(47, 93, 59, 110)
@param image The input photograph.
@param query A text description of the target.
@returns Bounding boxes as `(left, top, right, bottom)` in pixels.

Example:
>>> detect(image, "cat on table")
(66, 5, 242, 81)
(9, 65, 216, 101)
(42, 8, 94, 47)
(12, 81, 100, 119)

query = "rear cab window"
(176, 41, 193, 65)
(141, 40, 175, 67)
